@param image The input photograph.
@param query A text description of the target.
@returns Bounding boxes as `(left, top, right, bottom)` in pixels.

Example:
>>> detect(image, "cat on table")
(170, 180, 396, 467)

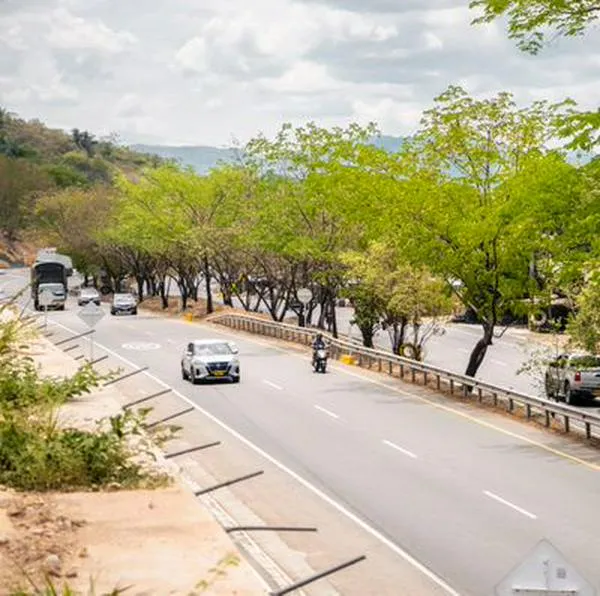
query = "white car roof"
(192, 339, 229, 345)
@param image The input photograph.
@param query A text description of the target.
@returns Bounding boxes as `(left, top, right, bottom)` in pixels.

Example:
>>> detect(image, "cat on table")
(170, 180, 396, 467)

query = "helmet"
(316, 333, 323, 341)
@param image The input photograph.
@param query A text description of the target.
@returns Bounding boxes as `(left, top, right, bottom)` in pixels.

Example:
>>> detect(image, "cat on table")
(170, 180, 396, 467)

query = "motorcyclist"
(312, 333, 327, 365)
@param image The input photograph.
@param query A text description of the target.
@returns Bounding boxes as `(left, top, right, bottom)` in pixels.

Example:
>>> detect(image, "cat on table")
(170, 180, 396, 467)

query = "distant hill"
(131, 136, 407, 174)
(130, 144, 240, 175)
(131, 135, 593, 175)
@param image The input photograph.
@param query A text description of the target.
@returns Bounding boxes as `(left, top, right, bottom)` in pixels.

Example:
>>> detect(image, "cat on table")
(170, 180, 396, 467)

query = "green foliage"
(567, 272, 600, 354)
(470, 0, 600, 54)
(190, 554, 240, 595)
(0, 302, 170, 492)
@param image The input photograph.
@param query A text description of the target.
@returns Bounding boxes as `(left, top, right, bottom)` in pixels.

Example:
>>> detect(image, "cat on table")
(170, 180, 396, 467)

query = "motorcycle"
(312, 348, 328, 373)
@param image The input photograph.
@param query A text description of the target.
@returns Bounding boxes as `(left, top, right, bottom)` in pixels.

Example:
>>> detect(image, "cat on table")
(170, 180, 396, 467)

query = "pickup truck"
(544, 353, 600, 404)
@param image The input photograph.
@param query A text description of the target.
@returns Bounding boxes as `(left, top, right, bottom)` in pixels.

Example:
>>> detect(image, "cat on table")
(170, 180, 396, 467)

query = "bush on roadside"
(0, 300, 172, 492)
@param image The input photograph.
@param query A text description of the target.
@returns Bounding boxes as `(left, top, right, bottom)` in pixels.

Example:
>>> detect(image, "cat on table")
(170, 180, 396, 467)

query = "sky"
(0, 0, 598, 147)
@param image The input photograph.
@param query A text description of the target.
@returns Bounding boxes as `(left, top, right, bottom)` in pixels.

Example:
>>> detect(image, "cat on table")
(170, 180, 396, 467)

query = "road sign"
(77, 302, 105, 328)
(495, 539, 596, 596)
(297, 288, 313, 305)
(38, 290, 53, 307)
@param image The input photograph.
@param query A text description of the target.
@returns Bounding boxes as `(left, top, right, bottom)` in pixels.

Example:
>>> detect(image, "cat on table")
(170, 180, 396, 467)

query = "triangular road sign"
(495, 539, 596, 595)
(77, 302, 105, 328)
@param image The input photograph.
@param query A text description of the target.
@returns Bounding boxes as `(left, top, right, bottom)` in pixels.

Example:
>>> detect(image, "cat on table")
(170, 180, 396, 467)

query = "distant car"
(77, 287, 101, 306)
(544, 353, 600, 404)
(110, 293, 137, 315)
(181, 339, 240, 384)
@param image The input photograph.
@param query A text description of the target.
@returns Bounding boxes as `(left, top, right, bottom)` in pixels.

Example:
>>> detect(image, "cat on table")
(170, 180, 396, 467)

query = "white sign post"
(38, 289, 53, 328)
(77, 302, 105, 362)
(297, 288, 313, 305)
(296, 288, 313, 328)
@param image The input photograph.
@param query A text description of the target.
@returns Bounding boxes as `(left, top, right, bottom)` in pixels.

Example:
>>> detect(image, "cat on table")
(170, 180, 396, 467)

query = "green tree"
(390, 86, 577, 378)
(245, 122, 379, 330)
(0, 156, 52, 239)
(567, 272, 600, 354)
(342, 243, 451, 355)
(470, 0, 600, 54)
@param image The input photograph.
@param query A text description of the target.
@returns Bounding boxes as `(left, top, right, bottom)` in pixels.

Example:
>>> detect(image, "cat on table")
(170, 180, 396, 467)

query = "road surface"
(4, 269, 599, 595)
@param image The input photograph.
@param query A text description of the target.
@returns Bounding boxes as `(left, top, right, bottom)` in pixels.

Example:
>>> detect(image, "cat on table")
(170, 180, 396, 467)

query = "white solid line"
(491, 359, 508, 367)
(263, 379, 283, 391)
(314, 405, 340, 419)
(483, 490, 537, 520)
(45, 317, 460, 595)
(382, 439, 417, 459)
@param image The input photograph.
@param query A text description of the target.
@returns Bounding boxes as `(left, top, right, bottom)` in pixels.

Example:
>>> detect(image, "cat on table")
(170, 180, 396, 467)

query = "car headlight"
(230, 358, 239, 367)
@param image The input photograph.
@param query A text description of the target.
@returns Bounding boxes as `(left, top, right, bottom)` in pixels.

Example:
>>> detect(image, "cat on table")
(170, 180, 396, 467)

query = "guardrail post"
(449, 379, 454, 394)
(400, 364, 404, 379)
(526, 404, 532, 419)
(388, 361, 393, 376)
(423, 371, 428, 386)
(477, 387, 483, 402)
(545, 411, 551, 427)
(586, 423, 591, 440)
(508, 398, 514, 413)
(378, 358, 382, 372)
(410, 368, 416, 383)
(436, 374, 441, 390)
(493, 392, 498, 407)
(564, 415, 570, 433)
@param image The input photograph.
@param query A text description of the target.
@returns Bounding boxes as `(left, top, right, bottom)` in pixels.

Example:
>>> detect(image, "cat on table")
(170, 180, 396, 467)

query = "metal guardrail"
(210, 312, 600, 443)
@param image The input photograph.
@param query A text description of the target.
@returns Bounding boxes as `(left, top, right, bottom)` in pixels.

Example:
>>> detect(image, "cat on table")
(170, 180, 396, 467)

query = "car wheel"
(132, 309, 137, 315)
(544, 375, 555, 399)
(564, 383, 576, 405)
(181, 366, 188, 380)
(190, 369, 198, 385)
(110, 310, 115, 315)
(232, 376, 240, 383)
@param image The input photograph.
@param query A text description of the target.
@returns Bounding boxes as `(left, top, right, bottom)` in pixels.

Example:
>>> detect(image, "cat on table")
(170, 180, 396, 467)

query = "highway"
(4, 270, 599, 595)
(190, 282, 546, 395)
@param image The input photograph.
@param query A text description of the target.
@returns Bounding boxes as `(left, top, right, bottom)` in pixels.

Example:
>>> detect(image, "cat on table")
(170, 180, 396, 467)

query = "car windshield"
(42, 283, 64, 293)
(114, 294, 134, 302)
(81, 288, 97, 296)
(570, 356, 600, 369)
(194, 342, 233, 356)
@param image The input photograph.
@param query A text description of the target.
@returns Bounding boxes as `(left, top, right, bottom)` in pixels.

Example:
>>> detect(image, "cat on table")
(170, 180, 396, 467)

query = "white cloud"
(46, 8, 137, 53)
(0, 0, 598, 145)
(262, 61, 341, 93)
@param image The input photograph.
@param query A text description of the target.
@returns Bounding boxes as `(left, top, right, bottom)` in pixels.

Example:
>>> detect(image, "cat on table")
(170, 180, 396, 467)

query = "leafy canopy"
(470, 0, 600, 54)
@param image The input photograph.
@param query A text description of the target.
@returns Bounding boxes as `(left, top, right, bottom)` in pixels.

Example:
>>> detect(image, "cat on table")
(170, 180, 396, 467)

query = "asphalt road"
(184, 280, 546, 396)
(4, 268, 599, 596)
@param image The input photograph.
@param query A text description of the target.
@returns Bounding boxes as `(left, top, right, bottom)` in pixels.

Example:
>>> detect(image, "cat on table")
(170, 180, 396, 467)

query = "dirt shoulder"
(0, 337, 266, 595)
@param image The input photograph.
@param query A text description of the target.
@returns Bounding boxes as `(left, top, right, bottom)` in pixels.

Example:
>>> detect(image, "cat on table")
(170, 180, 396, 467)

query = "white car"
(181, 339, 240, 384)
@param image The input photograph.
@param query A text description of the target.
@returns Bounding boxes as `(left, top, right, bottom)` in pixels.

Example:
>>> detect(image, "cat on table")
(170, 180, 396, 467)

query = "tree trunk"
(159, 281, 169, 309)
(203, 255, 213, 315)
(135, 275, 144, 301)
(330, 300, 338, 339)
(360, 325, 374, 348)
(465, 323, 494, 378)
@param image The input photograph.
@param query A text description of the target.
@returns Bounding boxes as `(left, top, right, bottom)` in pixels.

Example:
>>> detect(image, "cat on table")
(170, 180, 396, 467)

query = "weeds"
(0, 295, 173, 491)
(190, 553, 241, 594)
(10, 572, 131, 595)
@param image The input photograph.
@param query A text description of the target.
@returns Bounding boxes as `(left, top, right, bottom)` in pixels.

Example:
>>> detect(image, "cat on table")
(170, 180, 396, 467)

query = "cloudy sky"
(0, 0, 597, 146)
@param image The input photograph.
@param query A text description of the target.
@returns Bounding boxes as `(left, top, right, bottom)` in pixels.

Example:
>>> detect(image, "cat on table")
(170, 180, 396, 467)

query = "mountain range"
(132, 135, 593, 175)
(131, 135, 405, 174)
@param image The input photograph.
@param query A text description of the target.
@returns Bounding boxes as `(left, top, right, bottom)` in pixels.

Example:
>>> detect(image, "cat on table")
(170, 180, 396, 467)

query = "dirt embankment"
(0, 338, 266, 595)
